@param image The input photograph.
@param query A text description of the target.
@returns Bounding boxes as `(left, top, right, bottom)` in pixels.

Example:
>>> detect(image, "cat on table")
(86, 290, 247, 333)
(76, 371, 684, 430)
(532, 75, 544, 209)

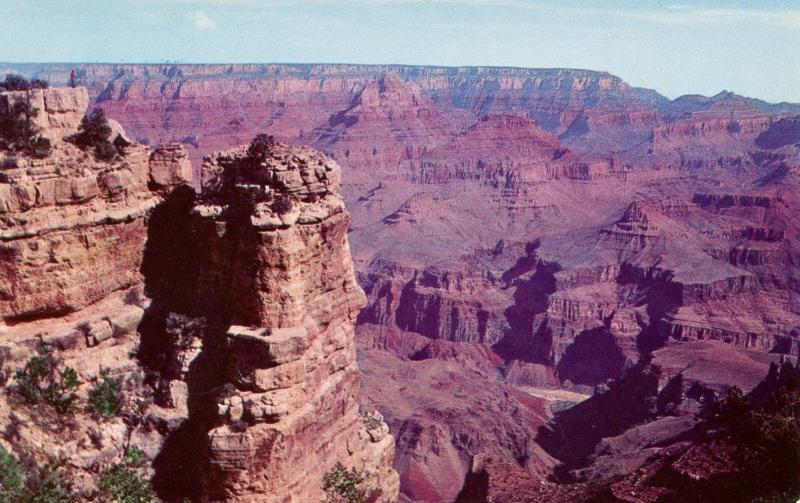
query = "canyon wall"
(0, 87, 192, 499)
(0, 87, 398, 502)
(194, 143, 399, 502)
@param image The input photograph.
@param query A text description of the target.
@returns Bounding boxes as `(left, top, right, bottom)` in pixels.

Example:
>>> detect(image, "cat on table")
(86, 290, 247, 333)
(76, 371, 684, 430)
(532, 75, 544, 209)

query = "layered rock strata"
(0, 87, 192, 499)
(0, 87, 90, 142)
(0, 87, 397, 502)
(195, 144, 399, 502)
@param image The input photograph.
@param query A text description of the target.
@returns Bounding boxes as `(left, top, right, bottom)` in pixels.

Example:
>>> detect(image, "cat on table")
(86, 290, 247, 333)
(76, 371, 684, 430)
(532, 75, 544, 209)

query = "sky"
(1, 0, 799, 103)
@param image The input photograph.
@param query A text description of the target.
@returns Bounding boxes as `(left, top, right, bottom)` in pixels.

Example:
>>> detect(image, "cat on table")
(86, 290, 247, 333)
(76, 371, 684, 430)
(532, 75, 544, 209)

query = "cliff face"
(0, 87, 89, 142)
(1, 64, 673, 173)
(193, 144, 399, 501)
(0, 88, 196, 324)
(0, 88, 192, 498)
(0, 88, 397, 502)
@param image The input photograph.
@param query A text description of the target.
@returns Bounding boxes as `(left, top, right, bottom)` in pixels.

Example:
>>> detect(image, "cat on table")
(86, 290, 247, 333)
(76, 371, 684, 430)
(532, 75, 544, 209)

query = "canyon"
(3, 62, 800, 502)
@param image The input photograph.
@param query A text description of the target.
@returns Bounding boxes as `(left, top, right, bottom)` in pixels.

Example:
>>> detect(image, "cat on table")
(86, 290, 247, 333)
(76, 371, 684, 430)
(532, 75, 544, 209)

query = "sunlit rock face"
(0, 88, 192, 500)
(0, 87, 191, 322)
(195, 143, 399, 502)
(0, 86, 395, 503)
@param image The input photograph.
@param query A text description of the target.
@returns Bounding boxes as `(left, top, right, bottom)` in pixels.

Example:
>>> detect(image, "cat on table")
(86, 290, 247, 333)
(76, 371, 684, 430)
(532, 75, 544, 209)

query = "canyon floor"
(4, 63, 800, 502)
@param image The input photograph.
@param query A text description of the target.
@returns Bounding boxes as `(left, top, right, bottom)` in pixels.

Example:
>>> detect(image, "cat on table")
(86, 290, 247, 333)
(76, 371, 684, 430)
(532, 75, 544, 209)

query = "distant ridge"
(2, 62, 798, 111)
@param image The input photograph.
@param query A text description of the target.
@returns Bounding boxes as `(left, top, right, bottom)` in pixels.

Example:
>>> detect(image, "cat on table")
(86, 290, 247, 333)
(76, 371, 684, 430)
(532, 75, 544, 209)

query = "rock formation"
(0, 87, 398, 502)
(193, 143, 399, 502)
(0, 87, 192, 499)
(0, 86, 90, 142)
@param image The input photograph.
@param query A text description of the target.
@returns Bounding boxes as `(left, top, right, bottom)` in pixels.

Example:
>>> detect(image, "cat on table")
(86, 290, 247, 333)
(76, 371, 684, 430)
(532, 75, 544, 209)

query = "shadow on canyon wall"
(137, 187, 225, 502)
(493, 241, 561, 364)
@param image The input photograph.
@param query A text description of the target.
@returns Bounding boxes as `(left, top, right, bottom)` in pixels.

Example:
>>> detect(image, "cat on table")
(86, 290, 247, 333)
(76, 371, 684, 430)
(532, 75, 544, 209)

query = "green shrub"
(0, 447, 72, 503)
(0, 446, 27, 502)
(13, 341, 81, 414)
(88, 373, 123, 418)
(0, 74, 48, 92)
(100, 447, 156, 503)
(26, 468, 72, 503)
(0, 100, 41, 152)
(322, 462, 367, 503)
(246, 133, 275, 165)
(67, 108, 114, 161)
(123, 447, 145, 466)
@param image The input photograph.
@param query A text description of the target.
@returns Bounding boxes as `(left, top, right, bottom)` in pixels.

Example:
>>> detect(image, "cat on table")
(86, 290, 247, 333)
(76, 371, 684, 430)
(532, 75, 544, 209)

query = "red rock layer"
(5, 64, 799, 502)
(0, 90, 190, 321)
(0, 88, 193, 499)
(195, 144, 399, 502)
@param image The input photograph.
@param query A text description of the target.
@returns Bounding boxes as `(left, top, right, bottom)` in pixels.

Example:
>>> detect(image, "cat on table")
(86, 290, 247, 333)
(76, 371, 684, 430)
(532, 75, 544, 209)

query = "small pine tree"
(68, 108, 113, 156)
(322, 462, 367, 503)
(0, 100, 45, 155)
(0, 74, 32, 92)
(13, 340, 81, 414)
(246, 133, 275, 165)
(88, 373, 123, 418)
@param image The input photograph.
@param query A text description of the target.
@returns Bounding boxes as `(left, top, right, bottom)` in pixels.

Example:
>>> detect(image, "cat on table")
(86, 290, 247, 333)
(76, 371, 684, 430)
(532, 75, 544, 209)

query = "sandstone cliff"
(0, 87, 192, 499)
(0, 88, 398, 502)
(192, 143, 399, 502)
(6, 64, 799, 502)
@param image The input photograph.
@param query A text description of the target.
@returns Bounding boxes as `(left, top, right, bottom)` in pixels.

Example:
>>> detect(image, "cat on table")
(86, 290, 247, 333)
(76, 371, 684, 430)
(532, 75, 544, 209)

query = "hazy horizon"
(2, 0, 799, 103)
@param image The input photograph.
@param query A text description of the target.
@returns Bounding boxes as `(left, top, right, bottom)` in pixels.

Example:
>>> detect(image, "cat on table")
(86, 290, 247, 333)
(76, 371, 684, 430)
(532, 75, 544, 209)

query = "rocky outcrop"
(358, 325, 554, 503)
(0, 87, 90, 141)
(0, 88, 397, 502)
(401, 114, 602, 188)
(394, 268, 509, 345)
(313, 73, 456, 171)
(0, 89, 189, 321)
(195, 143, 399, 502)
(0, 88, 193, 500)
(148, 143, 193, 189)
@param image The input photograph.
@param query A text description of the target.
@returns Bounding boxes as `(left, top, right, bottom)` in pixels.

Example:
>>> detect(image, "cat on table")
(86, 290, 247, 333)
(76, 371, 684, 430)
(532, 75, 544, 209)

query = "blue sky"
(1, 0, 798, 102)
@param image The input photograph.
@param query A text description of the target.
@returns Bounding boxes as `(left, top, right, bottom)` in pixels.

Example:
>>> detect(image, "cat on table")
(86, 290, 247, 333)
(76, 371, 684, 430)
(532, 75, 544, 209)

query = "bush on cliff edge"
(67, 108, 117, 161)
(0, 74, 48, 92)
(0, 99, 51, 159)
(322, 462, 367, 503)
(246, 133, 276, 166)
